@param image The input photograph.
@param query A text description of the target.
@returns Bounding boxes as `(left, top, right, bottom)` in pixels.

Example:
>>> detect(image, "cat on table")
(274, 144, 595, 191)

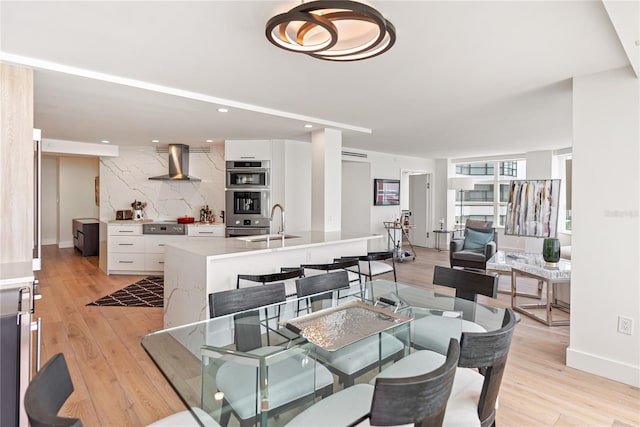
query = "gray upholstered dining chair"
(450, 220, 497, 271)
(285, 338, 460, 427)
(375, 308, 517, 427)
(24, 353, 83, 427)
(27, 353, 220, 427)
(295, 271, 405, 387)
(209, 284, 334, 427)
(412, 266, 500, 354)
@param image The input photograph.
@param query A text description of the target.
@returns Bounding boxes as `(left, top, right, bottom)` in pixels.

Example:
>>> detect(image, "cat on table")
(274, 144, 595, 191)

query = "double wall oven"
(225, 161, 271, 237)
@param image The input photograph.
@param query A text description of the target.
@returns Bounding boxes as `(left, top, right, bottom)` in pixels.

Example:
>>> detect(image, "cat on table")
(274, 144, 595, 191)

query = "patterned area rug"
(87, 276, 163, 307)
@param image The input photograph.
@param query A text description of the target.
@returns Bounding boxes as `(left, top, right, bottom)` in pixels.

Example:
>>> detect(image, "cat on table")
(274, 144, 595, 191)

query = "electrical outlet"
(618, 316, 633, 335)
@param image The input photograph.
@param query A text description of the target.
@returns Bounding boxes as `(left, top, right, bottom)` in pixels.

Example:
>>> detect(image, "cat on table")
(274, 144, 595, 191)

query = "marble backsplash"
(100, 144, 225, 222)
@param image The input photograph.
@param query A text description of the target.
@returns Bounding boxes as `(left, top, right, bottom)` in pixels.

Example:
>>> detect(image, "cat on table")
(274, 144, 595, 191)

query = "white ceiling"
(0, 1, 634, 159)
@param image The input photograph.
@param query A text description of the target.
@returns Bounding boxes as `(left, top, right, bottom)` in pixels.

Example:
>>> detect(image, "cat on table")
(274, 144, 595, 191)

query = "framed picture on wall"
(373, 179, 400, 206)
(504, 179, 561, 238)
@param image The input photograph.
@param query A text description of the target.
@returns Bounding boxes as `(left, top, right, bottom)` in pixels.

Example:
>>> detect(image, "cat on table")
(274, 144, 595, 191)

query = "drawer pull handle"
(159, 261, 164, 264)
(118, 243, 134, 246)
(119, 261, 134, 264)
(159, 244, 165, 246)
(119, 230, 134, 233)
(199, 232, 214, 234)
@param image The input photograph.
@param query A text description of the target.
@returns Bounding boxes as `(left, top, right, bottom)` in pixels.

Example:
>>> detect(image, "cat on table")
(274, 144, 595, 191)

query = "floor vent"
(342, 150, 368, 159)
(156, 146, 211, 154)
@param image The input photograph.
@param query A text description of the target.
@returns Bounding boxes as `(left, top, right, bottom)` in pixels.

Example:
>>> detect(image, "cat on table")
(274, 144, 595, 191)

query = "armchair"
(450, 220, 497, 271)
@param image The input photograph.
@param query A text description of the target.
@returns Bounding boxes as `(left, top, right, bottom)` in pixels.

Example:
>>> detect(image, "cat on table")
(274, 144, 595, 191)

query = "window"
(453, 160, 526, 226)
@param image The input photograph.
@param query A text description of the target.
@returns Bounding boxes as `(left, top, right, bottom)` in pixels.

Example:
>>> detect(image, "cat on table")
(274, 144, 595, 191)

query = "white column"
(567, 66, 639, 387)
(311, 128, 342, 232)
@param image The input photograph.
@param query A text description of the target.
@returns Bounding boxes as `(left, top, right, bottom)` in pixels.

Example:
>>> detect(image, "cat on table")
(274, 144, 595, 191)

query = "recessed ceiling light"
(206, 139, 213, 143)
(304, 124, 313, 128)
(217, 108, 229, 113)
(101, 140, 110, 144)
(151, 139, 160, 143)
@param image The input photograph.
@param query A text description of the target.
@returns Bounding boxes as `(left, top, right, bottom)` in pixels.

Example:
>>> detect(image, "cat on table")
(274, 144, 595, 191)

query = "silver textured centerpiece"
(284, 301, 412, 352)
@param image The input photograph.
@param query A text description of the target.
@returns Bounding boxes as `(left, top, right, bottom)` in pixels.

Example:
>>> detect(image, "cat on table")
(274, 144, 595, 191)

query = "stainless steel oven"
(225, 189, 270, 236)
(226, 160, 270, 189)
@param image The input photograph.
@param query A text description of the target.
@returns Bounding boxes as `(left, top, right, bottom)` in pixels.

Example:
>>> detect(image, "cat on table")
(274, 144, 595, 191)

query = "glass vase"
(542, 238, 561, 264)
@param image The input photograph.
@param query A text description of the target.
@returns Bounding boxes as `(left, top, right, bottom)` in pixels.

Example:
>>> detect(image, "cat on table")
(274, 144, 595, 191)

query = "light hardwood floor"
(35, 245, 639, 426)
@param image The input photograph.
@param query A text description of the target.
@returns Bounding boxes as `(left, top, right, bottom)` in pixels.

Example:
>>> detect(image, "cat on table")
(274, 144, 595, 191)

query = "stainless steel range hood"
(149, 144, 201, 181)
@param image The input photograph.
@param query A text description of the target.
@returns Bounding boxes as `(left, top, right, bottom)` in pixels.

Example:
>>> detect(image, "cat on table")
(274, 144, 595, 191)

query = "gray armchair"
(450, 220, 497, 271)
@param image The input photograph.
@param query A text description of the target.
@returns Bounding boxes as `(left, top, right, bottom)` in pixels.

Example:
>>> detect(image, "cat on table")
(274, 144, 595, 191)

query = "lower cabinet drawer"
(145, 253, 165, 271)
(109, 236, 144, 253)
(108, 253, 145, 271)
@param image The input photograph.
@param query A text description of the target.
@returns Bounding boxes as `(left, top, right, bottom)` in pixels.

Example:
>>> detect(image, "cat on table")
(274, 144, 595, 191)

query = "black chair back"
(295, 270, 350, 298)
(236, 268, 305, 289)
(24, 353, 82, 427)
(295, 271, 350, 314)
(209, 284, 287, 352)
(432, 265, 498, 302)
(301, 258, 360, 274)
(459, 308, 517, 427)
(360, 339, 460, 427)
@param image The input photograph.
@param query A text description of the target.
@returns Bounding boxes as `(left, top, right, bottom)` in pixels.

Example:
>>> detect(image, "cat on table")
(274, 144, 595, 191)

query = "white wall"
(567, 66, 639, 387)
(338, 149, 434, 252)
(58, 156, 99, 247)
(41, 157, 58, 245)
(100, 144, 225, 222)
(342, 161, 372, 235)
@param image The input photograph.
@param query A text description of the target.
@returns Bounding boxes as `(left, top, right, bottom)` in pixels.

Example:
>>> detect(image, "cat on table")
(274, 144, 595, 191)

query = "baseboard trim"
(58, 240, 73, 249)
(566, 347, 640, 387)
(42, 238, 57, 245)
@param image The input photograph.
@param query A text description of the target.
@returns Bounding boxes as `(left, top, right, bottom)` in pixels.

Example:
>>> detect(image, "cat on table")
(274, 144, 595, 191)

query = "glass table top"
(141, 280, 506, 426)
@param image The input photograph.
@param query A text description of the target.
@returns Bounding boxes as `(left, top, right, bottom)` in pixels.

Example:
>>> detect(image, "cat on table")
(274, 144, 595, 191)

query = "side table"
(432, 230, 455, 252)
(510, 259, 571, 326)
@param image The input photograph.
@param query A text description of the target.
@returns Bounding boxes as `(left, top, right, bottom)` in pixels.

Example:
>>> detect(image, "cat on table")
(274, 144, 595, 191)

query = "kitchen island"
(163, 231, 383, 328)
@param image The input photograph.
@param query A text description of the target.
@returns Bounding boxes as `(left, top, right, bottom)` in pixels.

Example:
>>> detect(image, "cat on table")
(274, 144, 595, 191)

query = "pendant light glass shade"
(266, 1, 396, 61)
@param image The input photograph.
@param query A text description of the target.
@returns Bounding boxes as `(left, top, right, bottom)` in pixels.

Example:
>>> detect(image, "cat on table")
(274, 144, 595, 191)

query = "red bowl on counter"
(177, 216, 195, 224)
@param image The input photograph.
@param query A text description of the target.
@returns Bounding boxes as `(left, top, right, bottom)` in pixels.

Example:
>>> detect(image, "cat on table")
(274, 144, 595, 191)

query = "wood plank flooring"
(34, 245, 639, 426)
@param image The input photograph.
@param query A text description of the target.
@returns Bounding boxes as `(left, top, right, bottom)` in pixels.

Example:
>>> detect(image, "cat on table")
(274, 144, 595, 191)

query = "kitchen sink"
(237, 234, 301, 242)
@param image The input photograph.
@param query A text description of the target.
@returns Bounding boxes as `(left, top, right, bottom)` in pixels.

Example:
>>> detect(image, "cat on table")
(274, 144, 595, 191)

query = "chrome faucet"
(270, 204, 285, 235)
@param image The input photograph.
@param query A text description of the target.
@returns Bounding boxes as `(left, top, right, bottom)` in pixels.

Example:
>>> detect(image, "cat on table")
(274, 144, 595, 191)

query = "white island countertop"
(167, 231, 384, 259)
(163, 231, 383, 327)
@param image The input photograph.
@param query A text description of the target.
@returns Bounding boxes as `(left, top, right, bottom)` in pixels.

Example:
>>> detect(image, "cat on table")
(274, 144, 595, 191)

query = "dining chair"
(285, 338, 460, 427)
(411, 266, 500, 354)
(299, 258, 363, 299)
(24, 353, 82, 427)
(375, 308, 517, 427)
(27, 353, 220, 427)
(340, 251, 397, 283)
(208, 284, 334, 427)
(295, 271, 405, 387)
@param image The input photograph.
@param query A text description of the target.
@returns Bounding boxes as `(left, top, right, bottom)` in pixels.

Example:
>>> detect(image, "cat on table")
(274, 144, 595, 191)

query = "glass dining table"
(141, 280, 507, 427)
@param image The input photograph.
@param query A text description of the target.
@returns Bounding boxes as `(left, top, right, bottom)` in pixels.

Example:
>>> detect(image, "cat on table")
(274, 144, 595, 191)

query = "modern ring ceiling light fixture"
(265, 0, 396, 61)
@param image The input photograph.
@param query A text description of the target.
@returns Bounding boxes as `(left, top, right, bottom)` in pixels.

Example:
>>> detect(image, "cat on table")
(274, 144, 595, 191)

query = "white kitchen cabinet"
(144, 235, 187, 272)
(107, 223, 189, 274)
(107, 224, 144, 274)
(187, 224, 225, 240)
(225, 140, 272, 161)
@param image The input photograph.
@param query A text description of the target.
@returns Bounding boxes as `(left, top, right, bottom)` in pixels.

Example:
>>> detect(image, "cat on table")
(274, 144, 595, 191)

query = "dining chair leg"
(219, 397, 232, 427)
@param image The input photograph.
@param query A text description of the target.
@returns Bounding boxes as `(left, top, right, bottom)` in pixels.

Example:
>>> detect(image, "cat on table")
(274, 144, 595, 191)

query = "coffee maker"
(131, 200, 146, 220)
